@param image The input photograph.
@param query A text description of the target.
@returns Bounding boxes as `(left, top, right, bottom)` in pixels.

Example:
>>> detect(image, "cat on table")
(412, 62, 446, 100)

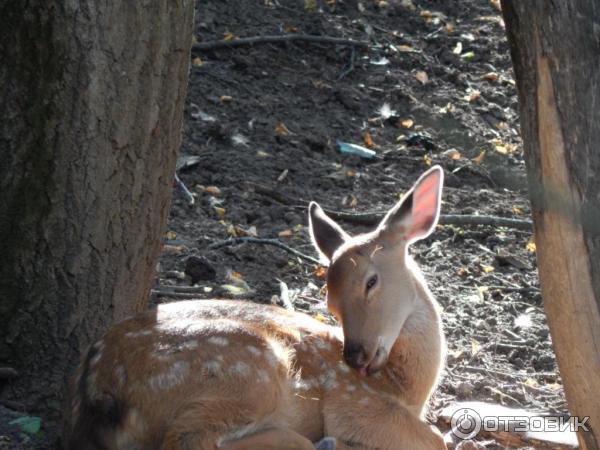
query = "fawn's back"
(64, 166, 447, 450)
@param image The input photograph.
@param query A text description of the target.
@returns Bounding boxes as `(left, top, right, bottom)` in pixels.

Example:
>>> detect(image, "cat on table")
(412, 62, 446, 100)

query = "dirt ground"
(1, 0, 569, 448)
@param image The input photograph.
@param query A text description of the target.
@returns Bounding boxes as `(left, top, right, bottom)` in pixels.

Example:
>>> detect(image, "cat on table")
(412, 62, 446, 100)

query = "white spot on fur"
(257, 369, 270, 383)
(346, 384, 357, 392)
(230, 361, 251, 376)
(71, 397, 81, 418)
(265, 339, 290, 369)
(115, 365, 127, 387)
(86, 372, 98, 399)
(337, 362, 351, 374)
(202, 360, 221, 376)
(115, 408, 146, 448)
(313, 338, 331, 351)
(182, 340, 199, 350)
(149, 361, 190, 390)
(218, 422, 262, 447)
(294, 378, 313, 391)
(361, 381, 376, 394)
(246, 345, 262, 356)
(124, 329, 153, 338)
(89, 351, 102, 367)
(208, 336, 229, 347)
(319, 369, 338, 391)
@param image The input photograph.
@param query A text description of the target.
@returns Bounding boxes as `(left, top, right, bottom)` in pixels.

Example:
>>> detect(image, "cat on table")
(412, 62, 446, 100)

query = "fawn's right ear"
(309, 202, 349, 263)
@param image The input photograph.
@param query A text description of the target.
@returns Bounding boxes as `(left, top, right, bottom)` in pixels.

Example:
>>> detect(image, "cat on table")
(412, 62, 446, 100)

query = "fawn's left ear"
(377, 165, 444, 245)
(309, 201, 350, 263)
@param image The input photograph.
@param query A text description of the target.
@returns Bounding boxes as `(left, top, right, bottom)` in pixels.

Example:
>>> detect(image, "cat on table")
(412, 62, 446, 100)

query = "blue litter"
(336, 141, 377, 159)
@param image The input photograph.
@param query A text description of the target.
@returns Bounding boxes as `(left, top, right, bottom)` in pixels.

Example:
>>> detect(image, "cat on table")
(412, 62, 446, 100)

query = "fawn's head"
(309, 166, 443, 375)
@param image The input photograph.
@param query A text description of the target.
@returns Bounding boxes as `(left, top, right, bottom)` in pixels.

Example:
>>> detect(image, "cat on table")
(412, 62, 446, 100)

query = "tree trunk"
(502, 2, 600, 449)
(0, 0, 194, 426)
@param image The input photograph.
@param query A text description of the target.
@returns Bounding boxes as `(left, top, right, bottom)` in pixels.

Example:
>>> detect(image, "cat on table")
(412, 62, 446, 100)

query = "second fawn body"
(64, 166, 447, 450)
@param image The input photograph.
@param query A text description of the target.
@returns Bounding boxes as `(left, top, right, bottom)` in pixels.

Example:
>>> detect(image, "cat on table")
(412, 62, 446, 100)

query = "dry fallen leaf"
(400, 0, 416, 11)
(221, 284, 248, 296)
(192, 56, 203, 66)
(314, 266, 327, 278)
(304, 0, 317, 11)
(342, 194, 358, 208)
(423, 154, 433, 166)
(400, 118, 414, 129)
(223, 31, 236, 41)
(346, 169, 356, 178)
(213, 207, 226, 220)
(415, 70, 429, 84)
(220, 95, 233, 103)
(314, 313, 328, 323)
(204, 185, 222, 196)
(493, 141, 517, 155)
(398, 44, 414, 52)
(512, 206, 523, 215)
(490, 0, 502, 11)
(256, 150, 271, 158)
(165, 230, 177, 240)
(162, 244, 187, 255)
(363, 131, 374, 148)
(442, 149, 461, 160)
(275, 121, 291, 136)
(278, 229, 293, 238)
(452, 42, 463, 55)
(526, 240, 537, 253)
(457, 267, 470, 277)
(482, 72, 499, 82)
(227, 224, 237, 237)
(465, 90, 481, 102)
(481, 264, 495, 273)
(472, 149, 486, 165)
(445, 22, 455, 33)
(470, 339, 481, 356)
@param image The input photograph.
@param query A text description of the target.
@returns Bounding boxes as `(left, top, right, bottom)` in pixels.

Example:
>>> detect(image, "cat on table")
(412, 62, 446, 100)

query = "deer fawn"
(64, 166, 446, 450)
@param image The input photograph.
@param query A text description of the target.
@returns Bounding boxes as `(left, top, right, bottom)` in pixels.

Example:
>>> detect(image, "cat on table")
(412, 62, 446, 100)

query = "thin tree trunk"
(502, 2, 600, 449)
(0, 0, 194, 428)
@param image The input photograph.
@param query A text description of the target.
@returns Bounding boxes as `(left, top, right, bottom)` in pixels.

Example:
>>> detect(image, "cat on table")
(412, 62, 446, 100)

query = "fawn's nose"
(343, 341, 368, 369)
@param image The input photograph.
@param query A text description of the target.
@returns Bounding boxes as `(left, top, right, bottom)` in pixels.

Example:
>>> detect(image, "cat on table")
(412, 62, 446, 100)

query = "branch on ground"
(249, 183, 533, 231)
(193, 34, 369, 52)
(208, 237, 321, 265)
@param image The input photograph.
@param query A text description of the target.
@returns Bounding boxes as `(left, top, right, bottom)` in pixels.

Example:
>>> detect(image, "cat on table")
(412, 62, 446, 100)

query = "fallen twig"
(0, 398, 27, 411)
(193, 34, 369, 52)
(485, 285, 541, 294)
(249, 183, 534, 230)
(175, 173, 195, 205)
(460, 365, 557, 380)
(337, 46, 356, 80)
(0, 367, 18, 379)
(208, 237, 321, 265)
(151, 289, 210, 299)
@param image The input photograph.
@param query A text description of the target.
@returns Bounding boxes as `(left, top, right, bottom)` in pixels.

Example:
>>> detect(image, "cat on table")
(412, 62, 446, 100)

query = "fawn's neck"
(384, 279, 444, 416)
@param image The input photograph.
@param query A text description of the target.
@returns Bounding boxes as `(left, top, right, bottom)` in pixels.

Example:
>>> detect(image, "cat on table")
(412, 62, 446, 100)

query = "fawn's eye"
(366, 274, 378, 292)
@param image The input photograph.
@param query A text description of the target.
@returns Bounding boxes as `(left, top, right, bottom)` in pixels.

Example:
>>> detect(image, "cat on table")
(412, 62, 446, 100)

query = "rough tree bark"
(502, 2, 600, 449)
(0, 0, 194, 424)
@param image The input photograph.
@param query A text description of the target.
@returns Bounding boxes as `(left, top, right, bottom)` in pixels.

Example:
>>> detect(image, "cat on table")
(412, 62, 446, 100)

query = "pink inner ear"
(406, 172, 441, 241)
